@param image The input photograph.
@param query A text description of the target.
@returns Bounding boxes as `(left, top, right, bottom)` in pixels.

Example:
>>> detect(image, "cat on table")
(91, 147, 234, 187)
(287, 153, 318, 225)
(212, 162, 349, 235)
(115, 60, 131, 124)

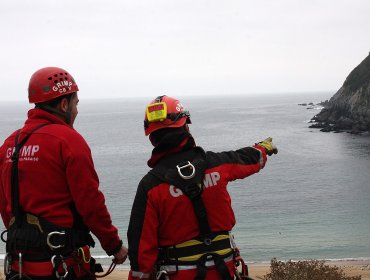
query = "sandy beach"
(102, 261, 370, 280)
(1, 260, 370, 279)
(5, 261, 367, 280)
(101, 260, 370, 279)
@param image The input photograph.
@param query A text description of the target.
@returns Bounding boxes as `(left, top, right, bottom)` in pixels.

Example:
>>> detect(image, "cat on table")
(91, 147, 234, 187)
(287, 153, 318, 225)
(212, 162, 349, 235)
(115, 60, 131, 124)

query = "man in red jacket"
(0, 67, 127, 280)
(127, 95, 278, 280)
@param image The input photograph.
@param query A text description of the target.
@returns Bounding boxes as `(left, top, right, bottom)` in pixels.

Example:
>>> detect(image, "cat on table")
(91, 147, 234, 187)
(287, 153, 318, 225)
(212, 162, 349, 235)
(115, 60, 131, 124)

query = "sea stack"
(310, 53, 370, 134)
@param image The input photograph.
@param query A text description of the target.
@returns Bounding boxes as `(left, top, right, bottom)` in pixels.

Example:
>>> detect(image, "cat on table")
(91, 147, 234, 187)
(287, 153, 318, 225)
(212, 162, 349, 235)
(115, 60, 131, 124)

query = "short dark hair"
(35, 92, 75, 109)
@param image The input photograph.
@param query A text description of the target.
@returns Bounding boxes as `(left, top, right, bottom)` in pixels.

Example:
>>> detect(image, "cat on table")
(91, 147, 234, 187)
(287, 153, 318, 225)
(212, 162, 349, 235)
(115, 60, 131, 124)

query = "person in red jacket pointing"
(0, 67, 128, 280)
(127, 95, 278, 280)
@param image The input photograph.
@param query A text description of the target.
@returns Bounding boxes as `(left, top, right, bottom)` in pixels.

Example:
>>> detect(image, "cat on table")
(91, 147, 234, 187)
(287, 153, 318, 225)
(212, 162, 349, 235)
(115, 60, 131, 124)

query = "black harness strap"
(195, 253, 232, 280)
(152, 153, 212, 238)
(151, 148, 233, 280)
(7, 123, 96, 256)
(11, 124, 50, 226)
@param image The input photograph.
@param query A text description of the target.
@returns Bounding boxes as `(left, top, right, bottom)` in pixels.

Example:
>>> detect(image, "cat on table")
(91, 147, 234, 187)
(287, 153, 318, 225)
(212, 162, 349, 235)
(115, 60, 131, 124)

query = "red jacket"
(0, 109, 121, 255)
(127, 145, 267, 279)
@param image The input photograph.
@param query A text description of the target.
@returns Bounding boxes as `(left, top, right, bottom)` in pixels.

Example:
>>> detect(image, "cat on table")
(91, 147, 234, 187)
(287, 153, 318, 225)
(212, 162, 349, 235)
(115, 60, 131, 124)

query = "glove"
(257, 137, 278, 156)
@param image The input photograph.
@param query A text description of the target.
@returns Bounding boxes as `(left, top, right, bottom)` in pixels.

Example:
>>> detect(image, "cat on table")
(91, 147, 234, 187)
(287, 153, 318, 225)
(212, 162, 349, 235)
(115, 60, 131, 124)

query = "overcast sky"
(0, 0, 369, 101)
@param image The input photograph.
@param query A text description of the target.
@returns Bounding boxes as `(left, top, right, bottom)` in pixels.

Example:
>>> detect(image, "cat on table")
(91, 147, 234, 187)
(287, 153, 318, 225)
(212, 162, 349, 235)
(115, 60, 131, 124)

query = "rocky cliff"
(310, 54, 370, 134)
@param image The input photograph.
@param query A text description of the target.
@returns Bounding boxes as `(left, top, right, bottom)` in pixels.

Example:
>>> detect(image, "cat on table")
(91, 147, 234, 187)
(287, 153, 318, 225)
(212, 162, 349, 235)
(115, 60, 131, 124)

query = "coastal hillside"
(310, 53, 370, 133)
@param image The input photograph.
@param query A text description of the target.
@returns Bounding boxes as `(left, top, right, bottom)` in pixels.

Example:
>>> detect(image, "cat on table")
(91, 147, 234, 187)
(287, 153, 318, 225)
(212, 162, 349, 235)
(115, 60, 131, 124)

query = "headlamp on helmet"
(144, 95, 191, 136)
(146, 102, 168, 122)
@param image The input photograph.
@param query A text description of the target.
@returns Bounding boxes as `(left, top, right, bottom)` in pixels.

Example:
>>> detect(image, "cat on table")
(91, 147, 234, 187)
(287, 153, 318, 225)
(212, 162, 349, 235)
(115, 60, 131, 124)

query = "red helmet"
(28, 67, 79, 103)
(144, 95, 191, 136)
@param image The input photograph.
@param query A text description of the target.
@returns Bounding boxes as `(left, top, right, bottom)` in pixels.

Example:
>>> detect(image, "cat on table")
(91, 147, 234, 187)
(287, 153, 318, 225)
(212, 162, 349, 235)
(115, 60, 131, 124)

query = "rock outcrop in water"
(309, 53, 370, 134)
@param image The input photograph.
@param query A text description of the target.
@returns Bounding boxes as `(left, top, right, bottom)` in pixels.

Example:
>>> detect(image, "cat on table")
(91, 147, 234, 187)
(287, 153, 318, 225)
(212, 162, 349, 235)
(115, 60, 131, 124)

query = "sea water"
(1, 93, 370, 267)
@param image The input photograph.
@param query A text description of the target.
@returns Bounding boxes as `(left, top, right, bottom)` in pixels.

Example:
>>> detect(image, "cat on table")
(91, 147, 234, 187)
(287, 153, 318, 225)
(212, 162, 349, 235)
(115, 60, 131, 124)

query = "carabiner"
(78, 247, 91, 263)
(47, 231, 65, 250)
(51, 255, 69, 280)
(1, 230, 7, 242)
(4, 253, 11, 275)
(176, 161, 195, 179)
(156, 270, 170, 280)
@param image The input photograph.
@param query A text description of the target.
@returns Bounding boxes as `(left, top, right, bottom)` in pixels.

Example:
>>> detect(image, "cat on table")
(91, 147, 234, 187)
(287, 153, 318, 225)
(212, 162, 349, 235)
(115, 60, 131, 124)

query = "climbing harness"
(0, 124, 113, 279)
(71, 247, 117, 279)
(233, 248, 254, 280)
(150, 148, 254, 280)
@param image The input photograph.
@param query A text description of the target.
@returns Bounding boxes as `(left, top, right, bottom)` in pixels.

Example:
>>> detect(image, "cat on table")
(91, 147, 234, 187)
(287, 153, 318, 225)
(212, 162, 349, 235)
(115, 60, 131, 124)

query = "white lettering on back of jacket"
(169, 172, 221, 198)
(5, 145, 40, 162)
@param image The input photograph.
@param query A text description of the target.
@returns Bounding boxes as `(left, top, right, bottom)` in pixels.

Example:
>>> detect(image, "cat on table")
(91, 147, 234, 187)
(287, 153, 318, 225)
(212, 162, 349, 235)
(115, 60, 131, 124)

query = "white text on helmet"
(176, 103, 184, 112)
(52, 81, 73, 93)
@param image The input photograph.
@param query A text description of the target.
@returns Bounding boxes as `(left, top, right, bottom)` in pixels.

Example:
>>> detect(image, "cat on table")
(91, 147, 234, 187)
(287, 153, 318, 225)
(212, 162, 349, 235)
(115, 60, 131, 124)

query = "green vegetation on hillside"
(343, 54, 370, 92)
(262, 258, 361, 280)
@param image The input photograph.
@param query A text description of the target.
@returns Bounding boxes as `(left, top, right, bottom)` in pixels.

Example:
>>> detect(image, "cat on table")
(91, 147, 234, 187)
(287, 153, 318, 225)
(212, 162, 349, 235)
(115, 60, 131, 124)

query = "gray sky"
(0, 0, 369, 101)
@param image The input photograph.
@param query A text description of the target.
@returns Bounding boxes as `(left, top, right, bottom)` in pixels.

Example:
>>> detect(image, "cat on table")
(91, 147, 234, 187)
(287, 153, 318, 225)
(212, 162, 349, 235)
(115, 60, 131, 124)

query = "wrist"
(107, 239, 123, 256)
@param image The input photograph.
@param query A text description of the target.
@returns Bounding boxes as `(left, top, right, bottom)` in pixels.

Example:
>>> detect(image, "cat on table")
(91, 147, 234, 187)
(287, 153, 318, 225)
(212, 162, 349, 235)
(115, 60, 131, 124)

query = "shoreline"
(1, 260, 370, 280)
(106, 260, 370, 279)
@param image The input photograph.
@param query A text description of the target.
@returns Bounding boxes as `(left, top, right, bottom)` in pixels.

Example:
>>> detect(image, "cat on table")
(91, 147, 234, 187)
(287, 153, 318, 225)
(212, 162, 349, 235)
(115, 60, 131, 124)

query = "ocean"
(1, 92, 370, 267)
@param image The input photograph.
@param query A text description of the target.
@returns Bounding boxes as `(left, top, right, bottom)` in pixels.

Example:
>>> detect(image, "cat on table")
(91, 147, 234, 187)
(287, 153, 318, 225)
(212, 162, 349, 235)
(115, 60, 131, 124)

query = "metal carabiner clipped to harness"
(4, 253, 11, 275)
(176, 161, 195, 180)
(156, 270, 170, 280)
(51, 255, 69, 280)
(47, 231, 65, 250)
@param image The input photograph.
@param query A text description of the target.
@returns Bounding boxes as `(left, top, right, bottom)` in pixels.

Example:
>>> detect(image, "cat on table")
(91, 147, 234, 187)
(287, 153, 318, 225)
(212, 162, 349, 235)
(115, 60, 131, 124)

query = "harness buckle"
(176, 161, 195, 179)
(204, 237, 212, 246)
(229, 232, 236, 249)
(47, 231, 65, 250)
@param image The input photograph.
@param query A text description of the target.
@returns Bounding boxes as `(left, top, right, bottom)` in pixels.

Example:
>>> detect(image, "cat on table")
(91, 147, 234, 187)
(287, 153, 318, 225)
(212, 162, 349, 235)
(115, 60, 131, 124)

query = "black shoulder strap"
(150, 148, 213, 239)
(11, 123, 50, 226)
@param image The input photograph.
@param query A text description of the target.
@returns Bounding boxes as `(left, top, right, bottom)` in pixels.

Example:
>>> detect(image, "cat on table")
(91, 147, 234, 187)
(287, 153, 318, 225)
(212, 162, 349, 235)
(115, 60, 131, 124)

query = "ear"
(58, 97, 69, 113)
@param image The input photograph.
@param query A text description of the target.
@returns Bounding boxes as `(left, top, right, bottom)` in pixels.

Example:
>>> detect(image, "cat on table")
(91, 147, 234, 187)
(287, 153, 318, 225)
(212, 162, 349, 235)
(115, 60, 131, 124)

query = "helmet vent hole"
(60, 73, 63, 75)
(60, 78, 63, 81)
(65, 73, 68, 75)
(64, 77, 68, 80)
(54, 80, 58, 84)
(48, 77, 52, 80)
(54, 74, 58, 77)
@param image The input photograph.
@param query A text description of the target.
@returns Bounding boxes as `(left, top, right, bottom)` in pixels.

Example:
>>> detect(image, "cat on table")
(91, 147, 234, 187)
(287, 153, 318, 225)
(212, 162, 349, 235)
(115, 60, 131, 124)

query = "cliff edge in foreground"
(310, 54, 370, 134)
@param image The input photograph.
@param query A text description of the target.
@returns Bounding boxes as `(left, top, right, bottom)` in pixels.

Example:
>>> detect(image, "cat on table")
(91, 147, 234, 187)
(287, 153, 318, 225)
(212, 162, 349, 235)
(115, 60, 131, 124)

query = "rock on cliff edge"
(310, 54, 370, 134)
